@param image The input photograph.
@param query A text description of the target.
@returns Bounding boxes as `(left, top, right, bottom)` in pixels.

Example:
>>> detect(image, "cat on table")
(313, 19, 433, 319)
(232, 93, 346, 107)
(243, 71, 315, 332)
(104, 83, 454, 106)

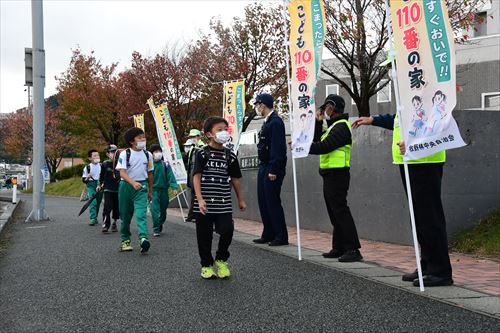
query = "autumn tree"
(56, 49, 124, 146)
(322, 0, 488, 117)
(191, 2, 288, 131)
(3, 96, 76, 181)
(117, 44, 207, 142)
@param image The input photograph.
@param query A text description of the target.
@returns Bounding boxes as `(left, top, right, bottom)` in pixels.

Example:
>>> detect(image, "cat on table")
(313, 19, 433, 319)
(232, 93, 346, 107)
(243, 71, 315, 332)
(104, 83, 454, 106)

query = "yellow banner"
(133, 114, 145, 132)
(289, 0, 326, 158)
(390, 0, 465, 159)
(147, 99, 187, 184)
(223, 80, 246, 152)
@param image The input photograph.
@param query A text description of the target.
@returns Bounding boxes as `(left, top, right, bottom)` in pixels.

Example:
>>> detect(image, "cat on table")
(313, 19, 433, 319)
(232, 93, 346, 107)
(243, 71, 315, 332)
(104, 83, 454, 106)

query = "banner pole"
(384, 0, 424, 291)
(282, 0, 302, 261)
(222, 80, 226, 118)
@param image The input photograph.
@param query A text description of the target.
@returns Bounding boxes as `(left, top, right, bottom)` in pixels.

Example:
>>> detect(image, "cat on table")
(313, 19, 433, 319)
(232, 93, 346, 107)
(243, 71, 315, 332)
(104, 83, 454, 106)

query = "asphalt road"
(0, 195, 498, 332)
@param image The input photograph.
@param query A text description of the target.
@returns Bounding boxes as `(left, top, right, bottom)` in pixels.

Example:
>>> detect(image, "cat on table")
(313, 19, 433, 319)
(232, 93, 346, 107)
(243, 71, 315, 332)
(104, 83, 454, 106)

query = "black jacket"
(257, 112, 287, 175)
(309, 113, 352, 156)
(99, 160, 120, 192)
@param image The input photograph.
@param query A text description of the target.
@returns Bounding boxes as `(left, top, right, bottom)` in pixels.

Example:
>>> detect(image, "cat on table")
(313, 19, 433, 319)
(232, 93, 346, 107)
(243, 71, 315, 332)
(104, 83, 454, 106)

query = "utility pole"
(26, 0, 48, 222)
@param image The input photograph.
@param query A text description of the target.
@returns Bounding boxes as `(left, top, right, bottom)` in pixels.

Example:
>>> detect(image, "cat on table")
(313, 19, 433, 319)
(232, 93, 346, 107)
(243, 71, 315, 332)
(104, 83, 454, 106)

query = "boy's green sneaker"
(120, 240, 133, 252)
(140, 238, 150, 254)
(215, 260, 231, 279)
(89, 220, 97, 226)
(201, 266, 217, 279)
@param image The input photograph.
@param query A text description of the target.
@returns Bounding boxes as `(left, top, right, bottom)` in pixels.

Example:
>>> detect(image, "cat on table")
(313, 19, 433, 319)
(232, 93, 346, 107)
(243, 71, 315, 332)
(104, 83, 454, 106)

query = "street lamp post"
(26, 0, 48, 222)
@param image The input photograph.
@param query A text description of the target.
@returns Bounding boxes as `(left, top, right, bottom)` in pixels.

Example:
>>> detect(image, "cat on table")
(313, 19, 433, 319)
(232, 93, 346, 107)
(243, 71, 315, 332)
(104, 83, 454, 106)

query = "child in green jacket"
(149, 144, 178, 237)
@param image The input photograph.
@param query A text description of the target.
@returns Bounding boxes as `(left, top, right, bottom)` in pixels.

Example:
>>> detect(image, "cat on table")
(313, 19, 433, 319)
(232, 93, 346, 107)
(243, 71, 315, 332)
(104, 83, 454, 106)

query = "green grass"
(451, 209, 500, 258)
(23, 177, 84, 197)
(22, 177, 186, 199)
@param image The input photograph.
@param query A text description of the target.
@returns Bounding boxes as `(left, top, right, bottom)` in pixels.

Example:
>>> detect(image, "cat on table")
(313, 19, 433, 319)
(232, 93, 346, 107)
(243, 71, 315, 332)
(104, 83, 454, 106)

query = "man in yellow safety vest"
(353, 113, 453, 287)
(309, 94, 362, 263)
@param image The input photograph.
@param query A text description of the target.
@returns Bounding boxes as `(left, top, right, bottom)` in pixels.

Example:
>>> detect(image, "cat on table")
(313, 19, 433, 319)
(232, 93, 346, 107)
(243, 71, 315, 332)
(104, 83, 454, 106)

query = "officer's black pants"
(195, 213, 234, 267)
(399, 163, 452, 278)
(321, 168, 361, 252)
(102, 191, 119, 228)
(257, 165, 288, 242)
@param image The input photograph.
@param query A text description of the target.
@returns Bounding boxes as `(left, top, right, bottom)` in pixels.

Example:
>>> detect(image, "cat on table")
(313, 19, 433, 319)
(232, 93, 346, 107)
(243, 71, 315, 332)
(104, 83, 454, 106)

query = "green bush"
(54, 164, 86, 181)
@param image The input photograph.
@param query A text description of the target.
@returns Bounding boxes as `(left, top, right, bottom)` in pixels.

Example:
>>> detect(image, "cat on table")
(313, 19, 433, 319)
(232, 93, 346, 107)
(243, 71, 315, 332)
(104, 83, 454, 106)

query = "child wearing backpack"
(98, 144, 121, 233)
(149, 144, 178, 237)
(115, 127, 154, 253)
(192, 116, 246, 279)
(82, 149, 103, 226)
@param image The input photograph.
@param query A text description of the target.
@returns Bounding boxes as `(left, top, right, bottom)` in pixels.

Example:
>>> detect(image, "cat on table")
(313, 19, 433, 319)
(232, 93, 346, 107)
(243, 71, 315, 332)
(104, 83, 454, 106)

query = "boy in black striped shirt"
(192, 116, 246, 279)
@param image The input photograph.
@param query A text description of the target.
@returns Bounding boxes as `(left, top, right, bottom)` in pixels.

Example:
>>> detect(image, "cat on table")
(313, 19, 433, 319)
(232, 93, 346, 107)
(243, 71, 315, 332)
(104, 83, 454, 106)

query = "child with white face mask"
(192, 116, 246, 279)
(82, 149, 103, 226)
(115, 127, 154, 253)
(149, 144, 178, 237)
(98, 144, 120, 233)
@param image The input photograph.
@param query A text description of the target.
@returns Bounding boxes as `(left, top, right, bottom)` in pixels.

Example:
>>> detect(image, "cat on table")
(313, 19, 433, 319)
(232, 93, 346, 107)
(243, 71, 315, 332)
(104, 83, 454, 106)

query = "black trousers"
(257, 165, 288, 242)
(195, 213, 234, 267)
(102, 191, 119, 228)
(399, 163, 452, 278)
(322, 168, 361, 252)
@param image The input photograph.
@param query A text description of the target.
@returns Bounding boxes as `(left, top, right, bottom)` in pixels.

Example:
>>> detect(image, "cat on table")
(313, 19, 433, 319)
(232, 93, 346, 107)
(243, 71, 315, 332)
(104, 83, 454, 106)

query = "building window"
(64, 161, 72, 168)
(377, 80, 392, 103)
(326, 84, 339, 96)
(481, 92, 500, 109)
(473, 12, 487, 38)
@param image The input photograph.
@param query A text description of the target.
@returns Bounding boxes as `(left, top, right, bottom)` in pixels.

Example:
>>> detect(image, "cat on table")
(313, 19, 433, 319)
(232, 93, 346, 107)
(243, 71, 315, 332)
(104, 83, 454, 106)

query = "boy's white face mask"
(153, 152, 163, 161)
(214, 131, 231, 144)
(92, 157, 100, 164)
(136, 140, 147, 150)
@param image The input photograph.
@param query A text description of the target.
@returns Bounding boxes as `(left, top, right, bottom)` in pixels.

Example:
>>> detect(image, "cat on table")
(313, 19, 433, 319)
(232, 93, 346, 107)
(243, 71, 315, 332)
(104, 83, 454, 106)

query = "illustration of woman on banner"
(409, 96, 427, 137)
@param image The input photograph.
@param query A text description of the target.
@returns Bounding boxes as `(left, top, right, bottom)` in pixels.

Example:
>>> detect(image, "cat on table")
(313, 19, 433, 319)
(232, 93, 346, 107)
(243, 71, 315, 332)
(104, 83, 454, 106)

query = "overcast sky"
(0, 0, 277, 114)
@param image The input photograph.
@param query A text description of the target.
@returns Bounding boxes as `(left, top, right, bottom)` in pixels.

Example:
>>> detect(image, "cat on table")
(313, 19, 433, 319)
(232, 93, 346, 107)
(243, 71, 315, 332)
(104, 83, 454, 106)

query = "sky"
(0, 0, 275, 114)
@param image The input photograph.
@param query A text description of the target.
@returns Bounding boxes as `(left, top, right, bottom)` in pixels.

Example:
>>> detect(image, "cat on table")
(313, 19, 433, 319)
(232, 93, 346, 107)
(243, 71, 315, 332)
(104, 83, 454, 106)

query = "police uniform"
(256, 111, 288, 244)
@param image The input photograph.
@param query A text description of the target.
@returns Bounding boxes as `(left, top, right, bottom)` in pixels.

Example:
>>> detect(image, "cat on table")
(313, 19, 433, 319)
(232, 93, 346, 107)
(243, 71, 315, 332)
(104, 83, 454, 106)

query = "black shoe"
(140, 239, 150, 254)
(322, 249, 343, 259)
(111, 222, 118, 232)
(185, 217, 194, 223)
(413, 275, 454, 287)
(269, 240, 289, 246)
(338, 250, 363, 262)
(402, 270, 419, 282)
(253, 238, 271, 244)
(102, 226, 109, 233)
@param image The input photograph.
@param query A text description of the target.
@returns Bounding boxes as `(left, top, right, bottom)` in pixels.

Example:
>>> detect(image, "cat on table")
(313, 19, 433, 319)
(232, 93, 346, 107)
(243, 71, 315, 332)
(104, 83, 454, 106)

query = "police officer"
(353, 114, 453, 287)
(309, 94, 362, 262)
(253, 93, 289, 246)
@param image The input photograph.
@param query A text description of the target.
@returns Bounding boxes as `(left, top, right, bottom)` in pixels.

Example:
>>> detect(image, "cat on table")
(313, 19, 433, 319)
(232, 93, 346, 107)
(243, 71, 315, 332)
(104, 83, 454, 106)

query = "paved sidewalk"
(169, 209, 500, 296)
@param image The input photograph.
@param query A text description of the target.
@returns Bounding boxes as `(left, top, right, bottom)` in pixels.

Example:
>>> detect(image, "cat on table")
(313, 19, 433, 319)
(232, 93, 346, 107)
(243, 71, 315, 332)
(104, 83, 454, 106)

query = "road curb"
(167, 215, 500, 319)
(0, 197, 21, 237)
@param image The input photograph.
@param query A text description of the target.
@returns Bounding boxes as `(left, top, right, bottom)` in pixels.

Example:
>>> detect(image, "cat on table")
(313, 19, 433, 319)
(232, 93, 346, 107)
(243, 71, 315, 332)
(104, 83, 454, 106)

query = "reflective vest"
(319, 119, 352, 169)
(392, 114, 446, 164)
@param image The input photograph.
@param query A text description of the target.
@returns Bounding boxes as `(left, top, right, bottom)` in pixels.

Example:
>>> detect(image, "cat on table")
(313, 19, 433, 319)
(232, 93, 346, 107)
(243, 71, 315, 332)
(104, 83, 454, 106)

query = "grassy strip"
(22, 177, 83, 197)
(451, 209, 500, 258)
